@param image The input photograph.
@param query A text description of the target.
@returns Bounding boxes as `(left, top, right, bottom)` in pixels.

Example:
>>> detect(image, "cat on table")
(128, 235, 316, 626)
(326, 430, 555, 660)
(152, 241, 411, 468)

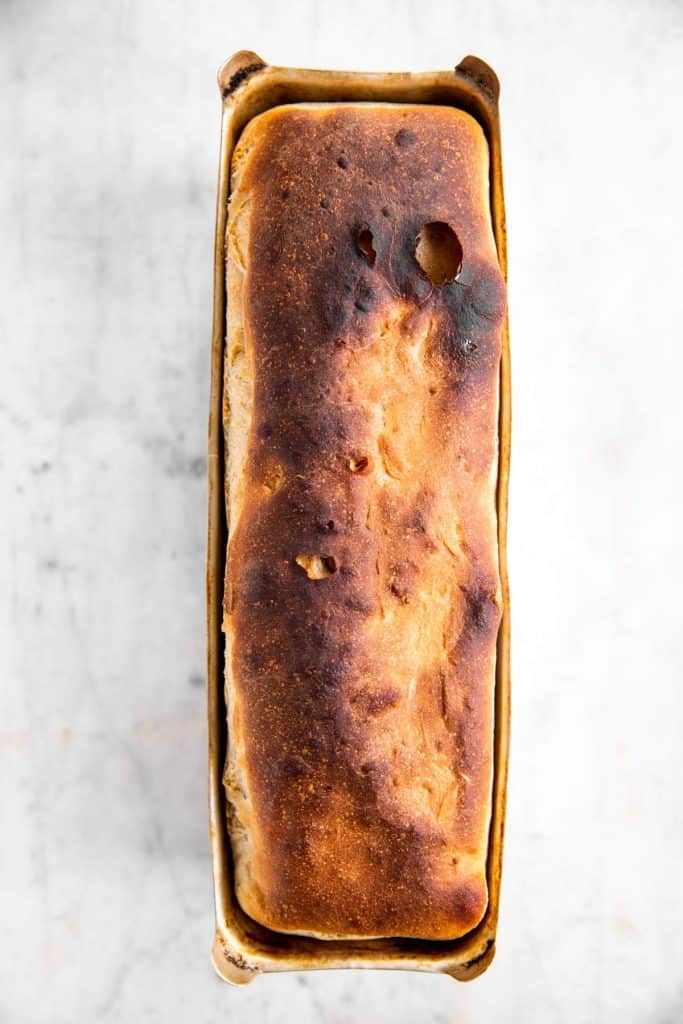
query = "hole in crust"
(357, 228, 376, 264)
(348, 455, 370, 474)
(295, 554, 337, 580)
(415, 222, 463, 285)
(262, 465, 284, 496)
(395, 127, 416, 147)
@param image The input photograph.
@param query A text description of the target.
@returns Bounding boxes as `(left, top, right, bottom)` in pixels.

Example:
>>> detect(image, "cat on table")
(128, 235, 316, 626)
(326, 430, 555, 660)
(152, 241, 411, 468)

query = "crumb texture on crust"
(223, 103, 506, 941)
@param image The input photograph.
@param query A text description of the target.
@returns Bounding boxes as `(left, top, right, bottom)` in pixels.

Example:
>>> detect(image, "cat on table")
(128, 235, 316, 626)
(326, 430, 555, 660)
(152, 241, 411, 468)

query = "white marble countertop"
(3, 1, 683, 1021)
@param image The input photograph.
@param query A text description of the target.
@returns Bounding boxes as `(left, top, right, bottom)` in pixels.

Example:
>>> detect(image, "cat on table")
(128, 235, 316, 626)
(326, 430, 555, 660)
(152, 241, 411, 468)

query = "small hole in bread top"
(415, 222, 463, 285)
(357, 228, 376, 265)
(262, 464, 284, 496)
(348, 455, 370, 474)
(295, 554, 338, 579)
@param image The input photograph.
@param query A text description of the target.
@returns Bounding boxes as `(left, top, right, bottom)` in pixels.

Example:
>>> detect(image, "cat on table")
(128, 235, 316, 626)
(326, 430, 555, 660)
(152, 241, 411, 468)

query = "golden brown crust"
(223, 103, 506, 940)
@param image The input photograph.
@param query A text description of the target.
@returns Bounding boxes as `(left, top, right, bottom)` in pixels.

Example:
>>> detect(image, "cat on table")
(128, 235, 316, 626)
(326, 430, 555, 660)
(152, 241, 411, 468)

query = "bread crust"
(223, 103, 506, 940)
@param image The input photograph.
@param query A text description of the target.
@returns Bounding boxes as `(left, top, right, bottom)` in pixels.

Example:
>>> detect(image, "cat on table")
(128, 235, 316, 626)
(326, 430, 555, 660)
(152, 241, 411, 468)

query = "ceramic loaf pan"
(207, 51, 511, 984)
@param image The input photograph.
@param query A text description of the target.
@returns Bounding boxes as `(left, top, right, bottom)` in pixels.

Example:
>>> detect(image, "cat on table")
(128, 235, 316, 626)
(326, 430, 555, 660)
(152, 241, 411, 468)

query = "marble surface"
(2, 1, 683, 1021)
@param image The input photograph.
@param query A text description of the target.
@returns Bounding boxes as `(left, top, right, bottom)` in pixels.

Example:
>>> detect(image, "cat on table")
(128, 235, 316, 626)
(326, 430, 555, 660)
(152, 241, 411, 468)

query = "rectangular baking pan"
(207, 51, 511, 984)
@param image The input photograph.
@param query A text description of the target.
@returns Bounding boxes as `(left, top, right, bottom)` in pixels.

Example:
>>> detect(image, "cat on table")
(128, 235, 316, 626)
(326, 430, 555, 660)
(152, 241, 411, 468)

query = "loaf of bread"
(223, 102, 506, 940)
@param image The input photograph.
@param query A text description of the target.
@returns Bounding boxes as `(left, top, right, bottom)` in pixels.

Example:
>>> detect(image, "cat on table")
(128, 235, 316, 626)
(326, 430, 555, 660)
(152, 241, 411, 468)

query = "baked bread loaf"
(223, 102, 506, 940)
